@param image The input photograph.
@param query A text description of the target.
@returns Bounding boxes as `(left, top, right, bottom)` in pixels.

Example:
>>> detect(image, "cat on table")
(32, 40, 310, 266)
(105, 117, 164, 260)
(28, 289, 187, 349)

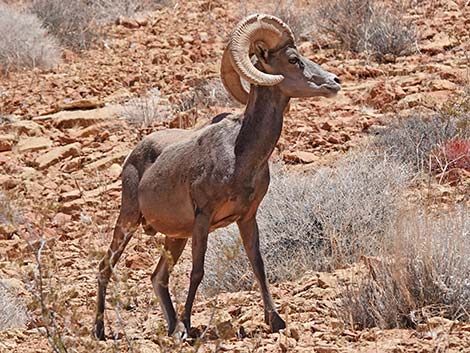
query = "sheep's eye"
(289, 57, 299, 65)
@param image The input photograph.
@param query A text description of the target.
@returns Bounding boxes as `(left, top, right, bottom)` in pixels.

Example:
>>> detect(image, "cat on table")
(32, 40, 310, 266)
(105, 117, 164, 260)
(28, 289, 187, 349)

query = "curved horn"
(227, 14, 295, 87)
(220, 48, 249, 104)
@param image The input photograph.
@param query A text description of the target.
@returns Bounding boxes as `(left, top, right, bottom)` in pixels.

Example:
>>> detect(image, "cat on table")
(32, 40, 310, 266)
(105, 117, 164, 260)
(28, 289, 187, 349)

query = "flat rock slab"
(9, 120, 44, 136)
(33, 105, 121, 129)
(85, 150, 128, 170)
(14, 136, 52, 153)
(35, 142, 82, 169)
(57, 98, 104, 111)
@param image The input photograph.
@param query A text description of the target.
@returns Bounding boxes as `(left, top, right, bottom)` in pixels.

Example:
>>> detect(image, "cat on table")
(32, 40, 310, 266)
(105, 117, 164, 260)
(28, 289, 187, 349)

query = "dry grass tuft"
(316, 0, 417, 61)
(93, 0, 170, 22)
(194, 78, 240, 108)
(121, 88, 172, 129)
(203, 151, 410, 294)
(29, 0, 96, 50)
(29, 0, 169, 50)
(0, 2, 60, 74)
(339, 207, 470, 329)
(374, 93, 470, 174)
(431, 138, 470, 175)
(0, 280, 28, 331)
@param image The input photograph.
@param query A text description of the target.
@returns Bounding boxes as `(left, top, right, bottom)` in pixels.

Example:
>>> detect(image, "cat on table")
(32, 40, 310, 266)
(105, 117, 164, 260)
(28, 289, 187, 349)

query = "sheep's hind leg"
(237, 216, 286, 332)
(181, 211, 210, 337)
(94, 165, 141, 340)
(151, 236, 188, 338)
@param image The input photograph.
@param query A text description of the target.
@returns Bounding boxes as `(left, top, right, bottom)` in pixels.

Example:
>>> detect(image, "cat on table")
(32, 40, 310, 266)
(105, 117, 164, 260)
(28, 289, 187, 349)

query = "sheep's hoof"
(268, 312, 286, 333)
(171, 321, 188, 341)
(94, 319, 106, 341)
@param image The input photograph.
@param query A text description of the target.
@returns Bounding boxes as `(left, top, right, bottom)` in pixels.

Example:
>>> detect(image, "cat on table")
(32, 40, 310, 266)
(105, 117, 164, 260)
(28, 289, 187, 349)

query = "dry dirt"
(0, 0, 470, 352)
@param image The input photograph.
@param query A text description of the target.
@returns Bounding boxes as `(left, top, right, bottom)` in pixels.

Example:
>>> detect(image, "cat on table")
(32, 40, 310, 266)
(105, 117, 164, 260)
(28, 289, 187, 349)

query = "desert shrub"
(339, 207, 470, 329)
(29, 0, 96, 50)
(203, 151, 410, 294)
(239, 0, 313, 40)
(272, 0, 314, 40)
(431, 138, 470, 175)
(29, 0, 171, 49)
(92, 0, 170, 22)
(194, 78, 239, 108)
(0, 2, 60, 74)
(122, 88, 172, 129)
(374, 107, 470, 173)
(0, 280, 28, 331)
(316, 0, 417, 61)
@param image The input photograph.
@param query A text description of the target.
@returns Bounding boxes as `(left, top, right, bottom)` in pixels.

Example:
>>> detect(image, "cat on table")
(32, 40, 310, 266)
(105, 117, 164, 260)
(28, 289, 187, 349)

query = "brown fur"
(94, 42, 340, 340)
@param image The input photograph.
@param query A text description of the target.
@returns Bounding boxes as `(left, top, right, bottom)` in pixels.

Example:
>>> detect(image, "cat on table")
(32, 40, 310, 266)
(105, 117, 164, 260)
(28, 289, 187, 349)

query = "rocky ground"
(0, 0, 470, 352)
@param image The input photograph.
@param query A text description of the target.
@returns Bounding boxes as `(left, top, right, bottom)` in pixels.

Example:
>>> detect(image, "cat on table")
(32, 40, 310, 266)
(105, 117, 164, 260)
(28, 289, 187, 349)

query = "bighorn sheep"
(94, 14, 341, 340)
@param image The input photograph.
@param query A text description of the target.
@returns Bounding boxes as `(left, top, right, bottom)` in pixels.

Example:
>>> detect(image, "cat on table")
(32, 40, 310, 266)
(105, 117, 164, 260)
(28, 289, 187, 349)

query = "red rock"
(321, 122, 332, 131)
(35, 142, 82, 169)
(35, 105, 121, 129)
(10, 120, 43, 136)
(430, 79, 457, 91)
(107, 163, 122, 180)
(52, 212, 72, 227)
(134, 15, 149, 27)
(0, 134, 15, 152)
(85, 150, 128, 170)
(117, 16, 139, 29)
(14, 137, 52, 153)
(284, 151, 318, 164)
(420, 32, 457, 53)
(327, 135, 341, 144)
(125, 253, 153, 270)
(57, 98, 104, 111)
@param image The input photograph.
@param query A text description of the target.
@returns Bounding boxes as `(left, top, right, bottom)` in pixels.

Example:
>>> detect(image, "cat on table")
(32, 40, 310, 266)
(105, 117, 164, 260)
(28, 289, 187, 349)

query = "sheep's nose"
(333, 76, 341, 85)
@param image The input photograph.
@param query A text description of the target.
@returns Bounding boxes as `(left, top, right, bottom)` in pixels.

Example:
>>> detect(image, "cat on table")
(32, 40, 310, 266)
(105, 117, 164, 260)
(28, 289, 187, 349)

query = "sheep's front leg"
(179, 210, 210, 337)
(237, 216, 286, 332)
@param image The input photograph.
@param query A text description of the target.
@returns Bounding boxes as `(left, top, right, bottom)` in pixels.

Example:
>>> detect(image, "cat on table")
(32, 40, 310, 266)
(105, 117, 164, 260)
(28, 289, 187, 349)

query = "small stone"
(321, 121, 332, 131)
(107, 163, 122, 180)
(179, 34, 194, 44)
(0, 134, 15, 152)
(284, 151, 318, 164)
(125, 253, 153, 270)
(327, 135, 341, 144)
(52, 212, 72, 227)
(199, 31, 209, 43)
(60, 189, 81, 202)
(117, 16, 139, 29)
(134, 15, 148, 27)
(0, 222, 16, 240)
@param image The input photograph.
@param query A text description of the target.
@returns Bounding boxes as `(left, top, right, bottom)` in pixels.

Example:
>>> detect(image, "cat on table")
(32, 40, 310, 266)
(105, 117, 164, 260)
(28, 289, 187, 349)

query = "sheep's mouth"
(308, 82, 341, 97)
(321, 83, 341, 94)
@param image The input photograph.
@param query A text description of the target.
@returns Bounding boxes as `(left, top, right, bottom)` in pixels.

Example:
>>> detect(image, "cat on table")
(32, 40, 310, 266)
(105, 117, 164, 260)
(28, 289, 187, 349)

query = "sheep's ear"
(254, 41, 269, 63)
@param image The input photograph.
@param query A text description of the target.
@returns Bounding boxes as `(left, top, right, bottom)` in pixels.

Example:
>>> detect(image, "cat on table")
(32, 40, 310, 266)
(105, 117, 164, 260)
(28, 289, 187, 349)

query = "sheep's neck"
(235, 85, 289, 174)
